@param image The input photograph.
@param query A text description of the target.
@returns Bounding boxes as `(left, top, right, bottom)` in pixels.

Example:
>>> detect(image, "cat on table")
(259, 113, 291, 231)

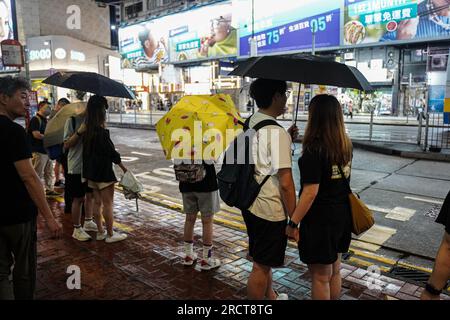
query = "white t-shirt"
(248, 112, 292, 222)
(63, 115, 84, 175)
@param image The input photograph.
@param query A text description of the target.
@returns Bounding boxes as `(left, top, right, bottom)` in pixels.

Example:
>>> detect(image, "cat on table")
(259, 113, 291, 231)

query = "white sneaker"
(72, 227, 91, 241)
(105, 232, 127, 243)
(83, 220, 98, 232)
(182, 252, 198, 266)
(275, 291, 288, 300)
(96, 230, 107, 241)
(199, 257, 221, 271)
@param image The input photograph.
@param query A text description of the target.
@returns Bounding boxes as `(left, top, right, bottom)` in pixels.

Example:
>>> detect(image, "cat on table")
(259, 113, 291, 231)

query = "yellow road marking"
(397, 262, 432, 274)
(347, 257, 391, 273)
(350, 248, 397, 266)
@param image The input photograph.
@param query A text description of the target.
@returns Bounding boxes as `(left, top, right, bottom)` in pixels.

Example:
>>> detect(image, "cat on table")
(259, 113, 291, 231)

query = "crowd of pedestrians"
(0, 75, 449, 301)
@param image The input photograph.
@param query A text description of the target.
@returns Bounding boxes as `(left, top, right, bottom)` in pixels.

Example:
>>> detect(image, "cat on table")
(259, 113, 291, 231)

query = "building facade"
(115, 0, 450, 118)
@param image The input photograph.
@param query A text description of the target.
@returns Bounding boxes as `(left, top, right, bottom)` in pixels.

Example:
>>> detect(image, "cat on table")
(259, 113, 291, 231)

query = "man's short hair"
(38, 101, 49, 110)
(0, 76, 30, 97)
(57, 98, 70, 106)
(249, 78, 287, 109)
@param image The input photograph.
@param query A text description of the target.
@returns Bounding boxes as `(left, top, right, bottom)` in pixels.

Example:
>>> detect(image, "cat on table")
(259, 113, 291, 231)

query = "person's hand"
(396, 17, 419, 40)
(286, 225, 299, 242)
(288, 125, 299, 140)
(46, 218, 63, 239)
(119, 163, 128, 173)
(77, 122, 87, 135)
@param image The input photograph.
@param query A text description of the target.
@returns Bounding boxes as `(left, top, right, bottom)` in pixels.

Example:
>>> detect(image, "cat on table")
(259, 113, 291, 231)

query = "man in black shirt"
(28, 101, 59, 196)
(177, 161, 221, 270)
(0, 76, 62, 300)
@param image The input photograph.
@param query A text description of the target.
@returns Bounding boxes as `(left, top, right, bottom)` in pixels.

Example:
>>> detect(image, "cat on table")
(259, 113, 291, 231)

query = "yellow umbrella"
(156, 94, 243, 160)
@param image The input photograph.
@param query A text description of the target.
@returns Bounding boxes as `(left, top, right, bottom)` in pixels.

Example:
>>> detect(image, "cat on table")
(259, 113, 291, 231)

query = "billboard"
(119, 1, 237, 69)
(344, 0, 450, 45)
(0, 0, 16, 71)
(235, 0, 340, 56)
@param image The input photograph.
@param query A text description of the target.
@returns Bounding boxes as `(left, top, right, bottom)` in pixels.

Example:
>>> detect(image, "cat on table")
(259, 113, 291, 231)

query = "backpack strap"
(252, 119, 282, 131)
(252, 118, 283, 189)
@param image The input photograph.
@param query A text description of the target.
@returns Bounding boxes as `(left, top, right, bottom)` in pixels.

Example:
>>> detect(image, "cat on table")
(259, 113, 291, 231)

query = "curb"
(351, 140, 450, 162)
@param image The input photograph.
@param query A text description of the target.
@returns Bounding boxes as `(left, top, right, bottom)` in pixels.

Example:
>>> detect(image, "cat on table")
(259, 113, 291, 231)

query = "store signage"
(236, 0, 340, 56)
(29, 48, 85, 62)
(343, 0, 449, 45)
(118, 1, 237, 68)
(1, 39, 24, 67)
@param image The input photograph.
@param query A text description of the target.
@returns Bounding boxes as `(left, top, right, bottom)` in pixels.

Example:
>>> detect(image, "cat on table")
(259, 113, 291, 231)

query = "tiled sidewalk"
(35, 193, 449, 300)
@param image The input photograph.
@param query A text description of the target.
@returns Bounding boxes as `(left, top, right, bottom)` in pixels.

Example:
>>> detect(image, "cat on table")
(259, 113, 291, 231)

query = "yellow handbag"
(339, 167, 375, 235)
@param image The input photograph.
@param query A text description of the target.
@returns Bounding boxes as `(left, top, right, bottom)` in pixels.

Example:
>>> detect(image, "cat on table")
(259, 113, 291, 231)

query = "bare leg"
(421, 232, 450, 300)
(99, 185, 115, 236)
(184, 213, 197, 242)
(330, 255, 342, 300)
(71, 197, 84, 226)
(265, 269, 277, 300)
(200, 215, 213, 246)
(248, 262, 271, 300)
(90, 191, 103, 233)
(309, 264, 333, 300)
(84, 192, 94, 220)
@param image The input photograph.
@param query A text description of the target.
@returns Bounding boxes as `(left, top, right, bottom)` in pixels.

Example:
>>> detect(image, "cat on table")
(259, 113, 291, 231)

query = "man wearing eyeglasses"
(199, 14, 237, 57)
(242, 79, 298, 300)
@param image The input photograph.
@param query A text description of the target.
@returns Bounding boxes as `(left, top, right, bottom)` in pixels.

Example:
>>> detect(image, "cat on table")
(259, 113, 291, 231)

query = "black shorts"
(437, 190, 450, 234)
(298, 203, 352, 265)
(66, 174, 92, 198)
(242, 210, 287, 268)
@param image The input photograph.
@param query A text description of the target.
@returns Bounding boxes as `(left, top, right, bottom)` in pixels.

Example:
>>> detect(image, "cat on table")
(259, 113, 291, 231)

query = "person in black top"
(82, 95, 128, 243)
(177, 160, 221, 270)
(421, 189, 450, 300)
(286, 94, 353, 300)
(28, 101, 59, 196)
(0, 76, 62, 300)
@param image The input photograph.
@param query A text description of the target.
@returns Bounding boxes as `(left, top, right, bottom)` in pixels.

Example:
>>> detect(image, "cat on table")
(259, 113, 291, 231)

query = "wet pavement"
(35, 192, 450, 300)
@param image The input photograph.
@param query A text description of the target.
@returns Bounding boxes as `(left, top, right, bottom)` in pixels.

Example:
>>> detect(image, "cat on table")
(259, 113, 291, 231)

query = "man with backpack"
(175, 160, 221, 270)
(219, 78, 298, 299)
(28, 101, 59, 196)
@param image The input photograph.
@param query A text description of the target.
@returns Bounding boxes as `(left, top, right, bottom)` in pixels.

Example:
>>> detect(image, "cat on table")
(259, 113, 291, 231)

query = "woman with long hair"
(286, 94, 353, 300)
(82, 95, 128, 243)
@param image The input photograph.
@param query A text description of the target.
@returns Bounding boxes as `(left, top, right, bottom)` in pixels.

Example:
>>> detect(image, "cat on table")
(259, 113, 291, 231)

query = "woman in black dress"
(421, 189, 450, 299)
(286, 95, 353, 300)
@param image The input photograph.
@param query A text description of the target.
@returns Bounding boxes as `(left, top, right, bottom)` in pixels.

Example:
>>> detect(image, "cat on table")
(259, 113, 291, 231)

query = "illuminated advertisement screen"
(119, 1, 237, 68)
(235, 0, 340, 56)
(344, 0, 450, 45)
(0, 0, 16, 71)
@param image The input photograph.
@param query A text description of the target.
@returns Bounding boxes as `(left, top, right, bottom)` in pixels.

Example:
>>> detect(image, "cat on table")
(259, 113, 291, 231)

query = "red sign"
(25, 91, 38, 128)
(1, 39, 24, 67)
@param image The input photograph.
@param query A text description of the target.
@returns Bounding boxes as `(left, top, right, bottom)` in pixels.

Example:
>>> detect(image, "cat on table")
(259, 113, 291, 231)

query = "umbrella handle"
(294, 84, 301, 127)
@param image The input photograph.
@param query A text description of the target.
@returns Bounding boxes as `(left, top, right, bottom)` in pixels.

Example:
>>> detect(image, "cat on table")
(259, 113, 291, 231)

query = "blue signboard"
(235, 0, 340, 56)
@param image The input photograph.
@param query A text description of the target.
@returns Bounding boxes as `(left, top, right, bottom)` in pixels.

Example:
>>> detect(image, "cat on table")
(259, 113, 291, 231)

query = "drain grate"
(424, 204, 442, 219)
(389, 266, 449, 290)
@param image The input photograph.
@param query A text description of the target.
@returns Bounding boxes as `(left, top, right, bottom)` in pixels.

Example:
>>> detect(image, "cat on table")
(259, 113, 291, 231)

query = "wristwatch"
(287, 219, 299, 229)
(76, 131, 82, 137)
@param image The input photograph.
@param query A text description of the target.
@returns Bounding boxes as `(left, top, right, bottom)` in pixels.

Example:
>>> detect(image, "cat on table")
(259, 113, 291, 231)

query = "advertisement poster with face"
(168, 1, 237, 62)
(119, 1, 237, 68)
(0, 0, 15, 71)
(344, 0, 450, 45)
(119, 16, 171, 70)
(235, 0, 340, 56)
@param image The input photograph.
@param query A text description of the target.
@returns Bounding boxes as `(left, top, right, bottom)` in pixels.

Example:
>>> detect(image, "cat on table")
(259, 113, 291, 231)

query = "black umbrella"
(229, 54, 372, 128)
(42, 71, 136, 99)
(229, 54, 373, 91)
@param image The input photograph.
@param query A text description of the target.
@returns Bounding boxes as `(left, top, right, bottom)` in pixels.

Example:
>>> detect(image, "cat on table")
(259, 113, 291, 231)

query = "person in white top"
(243, 78, 298, 300)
